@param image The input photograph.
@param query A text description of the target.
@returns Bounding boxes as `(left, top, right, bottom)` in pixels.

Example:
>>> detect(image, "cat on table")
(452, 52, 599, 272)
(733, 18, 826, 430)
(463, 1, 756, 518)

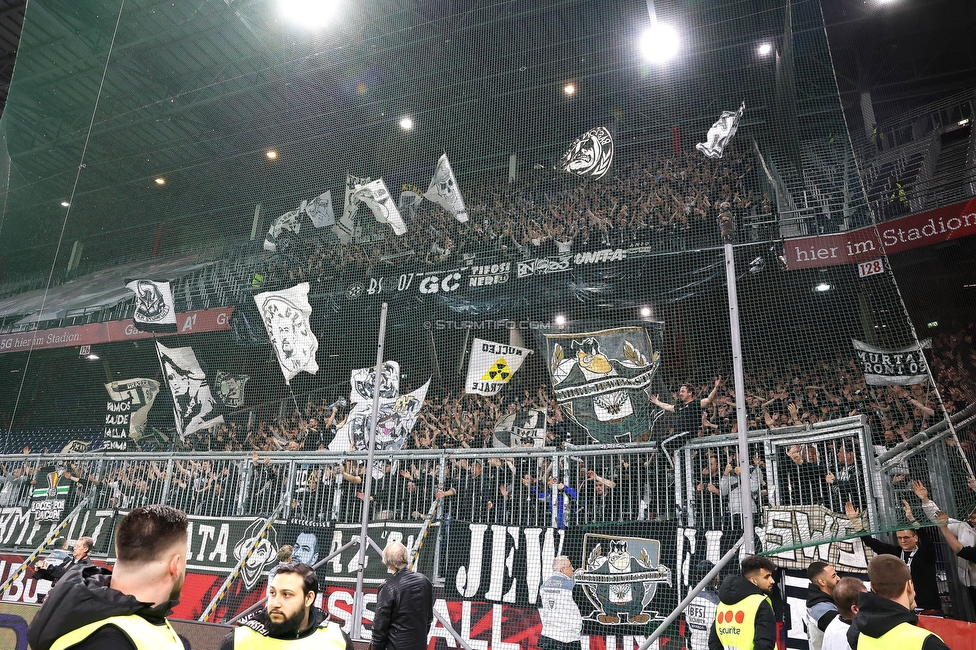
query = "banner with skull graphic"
(545, 327, 659, 444)
(424, 153, 468, 223)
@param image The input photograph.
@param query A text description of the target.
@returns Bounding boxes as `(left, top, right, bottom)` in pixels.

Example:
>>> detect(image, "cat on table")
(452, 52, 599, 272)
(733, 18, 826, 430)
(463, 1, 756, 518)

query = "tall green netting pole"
(351, 302, 389, 640)
(724, 239, 755, 555)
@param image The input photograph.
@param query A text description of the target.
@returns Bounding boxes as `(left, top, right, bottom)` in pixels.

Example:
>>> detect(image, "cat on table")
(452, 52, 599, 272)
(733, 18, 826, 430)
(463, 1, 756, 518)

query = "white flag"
(852, 339, 931, 386)
(424, 154, 468, 223)
(349, 360, 401, 404)
(126, 280, 177, 332)
(254, 282, 319, 384)
(263, 208, 302, 252)
(303, 190, 335, 228)
(696, 101, 745, 159)
(156, 342, 223, 438)
(355, 178, 408, 236)
(105, 378, 161, 439)
(398, 185, 424, 223)
(465, 338, 531, 396)
(557, 126, 614, 180)
(343, 173, 370, 220)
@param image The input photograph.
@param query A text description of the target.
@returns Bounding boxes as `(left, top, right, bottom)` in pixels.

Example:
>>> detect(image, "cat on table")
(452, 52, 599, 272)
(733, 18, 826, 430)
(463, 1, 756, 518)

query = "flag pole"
(351, 302, 389, 641)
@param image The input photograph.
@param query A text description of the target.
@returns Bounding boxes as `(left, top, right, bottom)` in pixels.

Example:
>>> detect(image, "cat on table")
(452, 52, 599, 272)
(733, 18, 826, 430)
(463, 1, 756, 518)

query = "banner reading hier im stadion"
(784, 198, 976, 270)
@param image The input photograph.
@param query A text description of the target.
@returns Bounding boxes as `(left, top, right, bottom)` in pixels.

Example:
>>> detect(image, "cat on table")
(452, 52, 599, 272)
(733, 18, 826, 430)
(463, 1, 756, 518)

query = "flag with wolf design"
(126, 280, 177, 332)
(545, 326, 659, 443)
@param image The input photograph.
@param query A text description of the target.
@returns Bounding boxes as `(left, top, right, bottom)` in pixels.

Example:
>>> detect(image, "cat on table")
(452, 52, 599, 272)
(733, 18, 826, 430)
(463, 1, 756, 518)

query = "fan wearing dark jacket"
(372, 540, 434, 650)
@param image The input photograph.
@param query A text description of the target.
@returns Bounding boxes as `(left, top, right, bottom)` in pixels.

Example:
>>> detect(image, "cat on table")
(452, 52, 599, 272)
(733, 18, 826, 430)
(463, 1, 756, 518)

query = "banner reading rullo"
(784, 198, 976, 270)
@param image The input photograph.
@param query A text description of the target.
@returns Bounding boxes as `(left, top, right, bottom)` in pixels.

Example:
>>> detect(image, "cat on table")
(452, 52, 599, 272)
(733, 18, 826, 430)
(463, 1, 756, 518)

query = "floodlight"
(86, 354, 100, 361)
(639, 24, 679, 64)
(959, 119, 970, 126)
(554, 314, 567, 327)
(757, 42, 772, 56)
(266, 150, 278, 159)
(60, 201, 70, 207)
(154, 177, 166, 185)
(564, 83, 576, 96)
(399, 116, 414, 130)
(814, 283, 831, 292)
(280, 0, 340, 27)
(640, 306, 652, 318)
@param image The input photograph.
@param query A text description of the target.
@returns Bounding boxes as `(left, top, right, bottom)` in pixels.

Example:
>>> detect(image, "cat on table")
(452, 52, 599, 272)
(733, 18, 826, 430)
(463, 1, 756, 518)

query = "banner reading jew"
(545, 327, 659, 444)
(156, 342, 224, 438)
(852, 338, 931, 385)
(465, 338, 531, 396)
(254, 282, 319, 385)
(105, 378, 160, 441)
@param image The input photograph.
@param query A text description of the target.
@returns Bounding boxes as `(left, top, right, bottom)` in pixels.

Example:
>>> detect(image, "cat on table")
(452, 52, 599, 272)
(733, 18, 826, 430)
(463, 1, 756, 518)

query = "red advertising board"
(784, 198, 976, 270)
(0, 307, 234, 354)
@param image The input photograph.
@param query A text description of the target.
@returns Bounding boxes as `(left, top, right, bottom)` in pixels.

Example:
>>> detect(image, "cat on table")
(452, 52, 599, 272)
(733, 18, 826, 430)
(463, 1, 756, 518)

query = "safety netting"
(0, 0, 974, 647)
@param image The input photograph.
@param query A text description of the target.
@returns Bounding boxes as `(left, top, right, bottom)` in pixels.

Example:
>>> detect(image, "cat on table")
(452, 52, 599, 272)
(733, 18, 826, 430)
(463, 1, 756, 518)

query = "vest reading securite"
(714, 593, 771, 650)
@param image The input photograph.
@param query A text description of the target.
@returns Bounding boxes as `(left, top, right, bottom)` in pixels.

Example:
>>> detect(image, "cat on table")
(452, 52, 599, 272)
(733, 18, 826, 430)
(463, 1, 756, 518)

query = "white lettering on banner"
(457, 523, 563, 604)
(858, 259, 884, 277)
(216, 311, 228, 325)
(419, 272, 462, 294)
(181, 313, 197, 332)
(574, 248, 626, 265)
(367, 277, 385, 295)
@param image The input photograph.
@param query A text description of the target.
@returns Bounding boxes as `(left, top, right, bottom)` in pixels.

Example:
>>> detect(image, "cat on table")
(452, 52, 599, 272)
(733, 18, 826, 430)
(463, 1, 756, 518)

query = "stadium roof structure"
(0, 0, 969, 280)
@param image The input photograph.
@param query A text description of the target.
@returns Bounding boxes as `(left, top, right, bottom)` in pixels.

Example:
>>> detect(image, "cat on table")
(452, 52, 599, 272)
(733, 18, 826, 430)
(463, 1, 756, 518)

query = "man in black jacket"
(708, 555, 777, 650)
(847, 554, 949, 650)
(27, 504, 190, 650)
(33, 536, 94, 592)
(372, 540, 434, 650)
(220, 562, 352, 650)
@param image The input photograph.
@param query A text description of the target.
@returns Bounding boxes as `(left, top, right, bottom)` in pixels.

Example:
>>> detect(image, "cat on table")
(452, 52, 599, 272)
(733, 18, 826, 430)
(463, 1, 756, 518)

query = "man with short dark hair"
(708, 555, 777, 650)
(805, 561, 840, 650)
(372, 540, 434, 650)
(220, 561, 352, 650)
(27, 505, 190, 650)
(822, 577, 865, 650)
(651, 378, 722, 437)
(847, 555, 949, 650)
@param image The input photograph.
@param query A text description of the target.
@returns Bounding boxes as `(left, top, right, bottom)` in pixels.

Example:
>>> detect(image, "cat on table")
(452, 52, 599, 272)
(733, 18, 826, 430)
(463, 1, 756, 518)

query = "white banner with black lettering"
(465, 338, 531, 396)
(254, 283, 320, 385)
(852, 338, 931, 385)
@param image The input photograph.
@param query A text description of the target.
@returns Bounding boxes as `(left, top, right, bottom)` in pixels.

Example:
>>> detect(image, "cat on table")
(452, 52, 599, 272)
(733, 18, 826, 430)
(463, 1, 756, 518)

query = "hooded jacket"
(846, 592, 949, 650)
(707, 575, 777, 650)
(27, 564, 184, 650)
(805, 583, 838, 650)
(218, 605, 353, 650)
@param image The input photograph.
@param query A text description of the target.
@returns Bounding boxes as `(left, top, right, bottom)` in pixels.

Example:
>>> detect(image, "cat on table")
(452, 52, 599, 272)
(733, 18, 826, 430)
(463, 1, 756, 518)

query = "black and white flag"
(853, 339, 931, 386)
(557, 126, 614, 180)
(126, 280, 177, 332)
(263, 208, 302, 252)
(398, 185, 424, 223)
(105, 378, 160, 440)
(424, 154, 468, 223)
(303, 190, 335, 228)
(355, 178, 408, 236)
(492, 409, 547, 448)
(254, 282, 320, 385)
(156, 342, 224, 438)
(696, 101, 745, 159)
(215, 371, 249, 408)
(343, 173, 370, 220)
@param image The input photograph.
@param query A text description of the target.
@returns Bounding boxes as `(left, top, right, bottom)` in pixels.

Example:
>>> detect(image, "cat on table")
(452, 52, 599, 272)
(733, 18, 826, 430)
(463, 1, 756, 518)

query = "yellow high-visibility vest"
(232, 621, 348, 650)
(50, 614, 184, 650)
(856, 621, 943, 650)
(714, 593, 771, 650)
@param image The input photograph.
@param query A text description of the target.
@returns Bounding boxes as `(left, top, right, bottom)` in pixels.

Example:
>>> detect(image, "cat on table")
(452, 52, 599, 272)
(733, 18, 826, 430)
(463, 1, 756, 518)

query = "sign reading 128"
(858, 259, 884, 278)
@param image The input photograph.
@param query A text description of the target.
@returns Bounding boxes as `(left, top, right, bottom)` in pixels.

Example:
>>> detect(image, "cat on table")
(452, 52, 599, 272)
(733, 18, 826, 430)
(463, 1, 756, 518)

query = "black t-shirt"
(674, 399, 703, 435)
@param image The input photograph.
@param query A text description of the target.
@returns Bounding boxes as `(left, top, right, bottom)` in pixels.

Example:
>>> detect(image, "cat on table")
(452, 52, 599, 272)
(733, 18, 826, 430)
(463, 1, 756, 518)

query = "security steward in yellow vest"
(27, 504, 192, 650)
(847, 554, 950, 650)
(220, 562, 353, 650)
(708, 555, 777, 650)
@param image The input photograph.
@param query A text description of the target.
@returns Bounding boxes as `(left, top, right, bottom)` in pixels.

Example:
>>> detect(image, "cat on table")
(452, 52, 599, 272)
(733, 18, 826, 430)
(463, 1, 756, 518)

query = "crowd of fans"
(264, 146, 770, 287)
